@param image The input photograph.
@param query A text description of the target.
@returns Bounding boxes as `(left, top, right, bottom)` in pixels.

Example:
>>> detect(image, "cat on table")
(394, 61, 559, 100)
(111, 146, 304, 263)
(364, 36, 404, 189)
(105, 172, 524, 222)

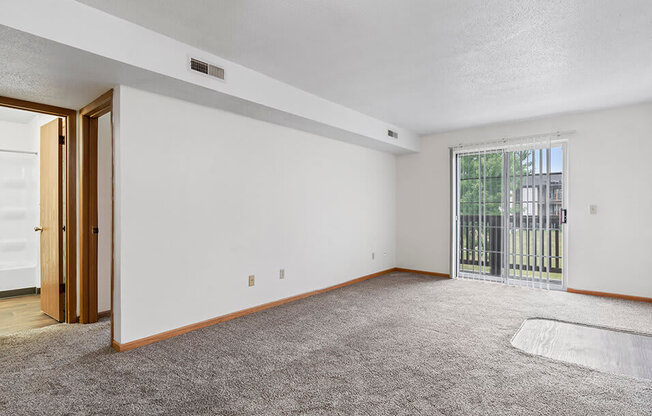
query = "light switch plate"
(248, 275, 255, 287)
(279, 269, 285, 279)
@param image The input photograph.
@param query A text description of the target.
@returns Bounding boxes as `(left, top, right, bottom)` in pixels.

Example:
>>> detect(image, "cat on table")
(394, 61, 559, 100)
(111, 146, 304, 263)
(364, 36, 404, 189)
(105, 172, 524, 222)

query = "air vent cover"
(388, 129, 399, 139)
(190, 58, 224, 80)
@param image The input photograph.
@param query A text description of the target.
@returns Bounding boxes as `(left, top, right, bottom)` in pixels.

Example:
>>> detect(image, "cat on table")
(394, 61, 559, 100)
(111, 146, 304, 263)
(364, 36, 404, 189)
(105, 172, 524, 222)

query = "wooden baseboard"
(77, 310, 110, 321)
(111, 339, 121, 351)
(394, 267, 450, 278)
(112, 268, 397, 352)
(567, 288, 652, 303)
(0, 287, 39, 299)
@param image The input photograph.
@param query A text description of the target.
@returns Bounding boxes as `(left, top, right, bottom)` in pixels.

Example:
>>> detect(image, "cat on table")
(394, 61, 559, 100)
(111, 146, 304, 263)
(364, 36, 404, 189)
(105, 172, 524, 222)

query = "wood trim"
(65, 108, 78, 324)
(0, 287, 39, 299)
(110, 109, 115, 344)
(0, 96, 76, 118)
(56, 118, 65, 321)
(77, 310, 111, 320)
(394, 268, 450, 278)
(79, 111, 90, 323)
(79, 90, 113, 325)
(567, 288, 652, 303)
(111, 339, 122, 351)
(112, 268, 396, 352)
(0, 96, 77, 324)
(80, 90, 113, 118)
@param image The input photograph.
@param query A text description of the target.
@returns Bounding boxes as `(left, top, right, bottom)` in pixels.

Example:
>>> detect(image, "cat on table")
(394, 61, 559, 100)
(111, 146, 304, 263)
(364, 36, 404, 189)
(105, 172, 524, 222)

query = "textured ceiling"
(76, 0, 652, 134)
(0, 25, 119, 110)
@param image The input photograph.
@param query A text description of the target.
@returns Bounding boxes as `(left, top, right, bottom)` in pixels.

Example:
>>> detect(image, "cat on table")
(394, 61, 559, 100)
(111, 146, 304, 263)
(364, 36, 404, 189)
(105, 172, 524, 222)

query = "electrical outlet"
(248, 275, 255, 287)
(372, 252, 375, 260)
(279, 269, 285, 279)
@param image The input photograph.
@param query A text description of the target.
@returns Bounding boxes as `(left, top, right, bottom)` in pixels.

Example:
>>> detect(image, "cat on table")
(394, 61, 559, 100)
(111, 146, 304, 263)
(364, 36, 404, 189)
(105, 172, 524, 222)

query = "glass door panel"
(455, 144, 565, 289)
(457, 151, 504, 281)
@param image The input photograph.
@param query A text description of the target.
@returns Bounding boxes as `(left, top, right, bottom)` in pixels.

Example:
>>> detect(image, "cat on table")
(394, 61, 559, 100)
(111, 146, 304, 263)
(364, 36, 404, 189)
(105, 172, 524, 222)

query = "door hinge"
(59, 283, 65, 294)
(59, 135, 65, 145)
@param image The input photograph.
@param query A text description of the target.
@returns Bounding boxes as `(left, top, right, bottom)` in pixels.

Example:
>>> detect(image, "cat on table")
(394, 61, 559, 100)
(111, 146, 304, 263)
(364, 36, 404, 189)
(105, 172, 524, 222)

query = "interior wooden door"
(39, 118, 64, 321)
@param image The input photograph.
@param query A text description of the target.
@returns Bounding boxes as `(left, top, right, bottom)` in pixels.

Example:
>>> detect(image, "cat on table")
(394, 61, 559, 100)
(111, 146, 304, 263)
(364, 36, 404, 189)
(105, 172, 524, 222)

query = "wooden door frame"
(0, 96, 78, 324)
(78, 90, 113, 336)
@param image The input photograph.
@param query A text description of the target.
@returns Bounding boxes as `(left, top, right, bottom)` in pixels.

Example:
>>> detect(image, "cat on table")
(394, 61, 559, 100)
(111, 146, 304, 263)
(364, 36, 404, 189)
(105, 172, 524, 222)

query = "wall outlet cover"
(248, 275, 255, 287)
(280, 269, 285, 279)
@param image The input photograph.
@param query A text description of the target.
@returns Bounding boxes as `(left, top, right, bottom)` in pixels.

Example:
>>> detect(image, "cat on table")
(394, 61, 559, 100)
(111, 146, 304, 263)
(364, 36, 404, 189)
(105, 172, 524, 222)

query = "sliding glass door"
(454, 141, 566, 289)
(457, 151, 505, 282)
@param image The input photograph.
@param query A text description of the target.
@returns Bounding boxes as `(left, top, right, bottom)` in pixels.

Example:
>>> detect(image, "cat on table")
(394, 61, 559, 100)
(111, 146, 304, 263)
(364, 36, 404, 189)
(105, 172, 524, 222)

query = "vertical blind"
(453, 132, 568, 290)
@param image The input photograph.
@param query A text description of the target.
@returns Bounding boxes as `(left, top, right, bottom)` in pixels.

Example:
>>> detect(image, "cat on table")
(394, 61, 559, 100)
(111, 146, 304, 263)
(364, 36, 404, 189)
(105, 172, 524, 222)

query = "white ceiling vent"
(190, 58, 224, 80)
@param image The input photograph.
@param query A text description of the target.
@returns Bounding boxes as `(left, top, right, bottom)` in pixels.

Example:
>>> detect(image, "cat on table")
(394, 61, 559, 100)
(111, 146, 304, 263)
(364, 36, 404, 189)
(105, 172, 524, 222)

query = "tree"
(459, 151, 532, 216)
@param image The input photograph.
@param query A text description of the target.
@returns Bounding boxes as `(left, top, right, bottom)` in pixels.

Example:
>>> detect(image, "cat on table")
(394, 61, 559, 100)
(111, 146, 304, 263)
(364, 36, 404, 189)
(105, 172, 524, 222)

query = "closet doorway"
(78, 91, 114, 336)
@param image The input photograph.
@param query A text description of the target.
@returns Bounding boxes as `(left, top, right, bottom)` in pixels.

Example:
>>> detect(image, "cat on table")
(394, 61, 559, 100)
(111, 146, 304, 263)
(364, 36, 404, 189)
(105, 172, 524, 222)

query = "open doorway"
(0, 91, 114, 341)
(96, 111, 112, 320)
(0, 91, 114, 344)
(0, 104, 75, 334)
(79, 91, 114, 341)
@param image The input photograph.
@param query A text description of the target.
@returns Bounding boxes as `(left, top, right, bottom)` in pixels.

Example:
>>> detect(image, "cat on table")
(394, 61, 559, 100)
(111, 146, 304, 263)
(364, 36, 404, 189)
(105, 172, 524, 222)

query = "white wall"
(0, 119, 36, 291)
(0, 114, 55, 291)
(0, 119, 33, 151)
(113, 86, 396, 343)
(397, 102, 652, 298)
(97, 112, 112, 312)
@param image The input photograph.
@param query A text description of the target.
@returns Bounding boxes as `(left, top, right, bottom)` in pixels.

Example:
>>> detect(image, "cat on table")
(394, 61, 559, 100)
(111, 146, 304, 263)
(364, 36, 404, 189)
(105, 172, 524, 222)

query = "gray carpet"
(1, 272, 651, 415)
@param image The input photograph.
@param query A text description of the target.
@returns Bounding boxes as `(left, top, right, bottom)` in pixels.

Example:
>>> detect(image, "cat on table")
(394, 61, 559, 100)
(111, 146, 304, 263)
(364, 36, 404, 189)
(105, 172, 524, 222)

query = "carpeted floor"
(1, 272, 651, 415)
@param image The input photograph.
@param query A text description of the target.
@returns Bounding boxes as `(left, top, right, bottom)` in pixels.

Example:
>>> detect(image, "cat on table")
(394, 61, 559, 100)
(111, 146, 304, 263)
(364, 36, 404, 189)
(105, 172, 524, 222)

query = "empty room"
(0, 1, 651, 414)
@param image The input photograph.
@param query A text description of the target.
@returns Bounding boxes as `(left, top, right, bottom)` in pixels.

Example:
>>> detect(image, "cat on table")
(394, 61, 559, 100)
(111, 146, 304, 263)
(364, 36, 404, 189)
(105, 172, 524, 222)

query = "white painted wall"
(97, 112, 112, 313)
(0, 119, 33, 151)
(0, 119, 37, 291)
(397, 102, 652, 298)
(113, 86, 396, 343)
(0, 114, 55, 291)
